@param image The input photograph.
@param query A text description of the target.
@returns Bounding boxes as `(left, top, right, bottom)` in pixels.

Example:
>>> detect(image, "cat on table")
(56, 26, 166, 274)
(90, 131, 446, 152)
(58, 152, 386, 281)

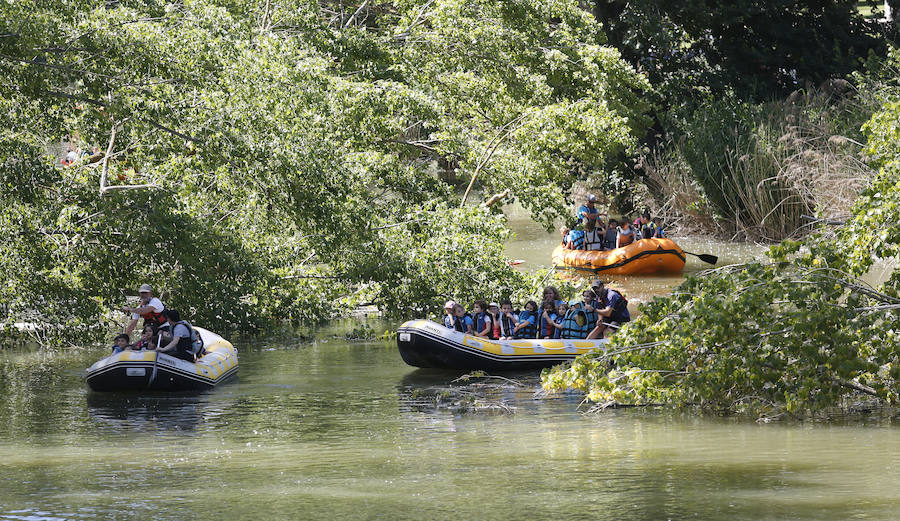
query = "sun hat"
(138, 284, 153, 293)
(488, 302, 500, 308)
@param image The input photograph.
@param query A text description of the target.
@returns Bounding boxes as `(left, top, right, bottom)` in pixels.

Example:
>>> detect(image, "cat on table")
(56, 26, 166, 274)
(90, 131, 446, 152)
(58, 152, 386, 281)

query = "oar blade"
(683, 250, 719, 265)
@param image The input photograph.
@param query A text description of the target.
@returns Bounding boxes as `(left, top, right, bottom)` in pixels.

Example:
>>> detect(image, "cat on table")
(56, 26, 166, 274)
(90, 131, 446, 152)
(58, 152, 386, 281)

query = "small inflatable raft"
(397, 320, 607, 371)
(552, 237, 686, 275)
(85, 327, 238, 392)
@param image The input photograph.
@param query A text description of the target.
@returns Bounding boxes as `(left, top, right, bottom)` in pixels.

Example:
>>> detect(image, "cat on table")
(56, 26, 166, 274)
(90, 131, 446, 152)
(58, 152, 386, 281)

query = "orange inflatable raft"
(552, 238, 686, 275)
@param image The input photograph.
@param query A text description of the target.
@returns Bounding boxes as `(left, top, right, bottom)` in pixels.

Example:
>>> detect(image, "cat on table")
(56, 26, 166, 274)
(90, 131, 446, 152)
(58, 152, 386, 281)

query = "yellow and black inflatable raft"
(397, 320, 607, 371)
(85, 327, 238, 392)
(552, 237, 686, 275)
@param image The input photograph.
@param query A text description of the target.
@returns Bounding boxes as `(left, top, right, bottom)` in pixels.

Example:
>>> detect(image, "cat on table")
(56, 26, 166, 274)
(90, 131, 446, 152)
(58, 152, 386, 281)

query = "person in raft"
(513, 300, 539, 339)
(451, 303, 474, 334)
(583, 219, 604, 251)
(111, 333, 131, 354)
(541, 286, 565, 308)
(616, 220, 636, 248)
(498, 301, 518, 340)
(156, 309, 200, 362)
(443, 300, 456, 329)
(121, 284, 166, 335)
(472, 300, 494, 338)
(577, 194, 604, 225)
(603, 219, 618, 250)
(130, 324, 156, 351)
(586, 280, 631, 339)
(561, 223, 585, 250)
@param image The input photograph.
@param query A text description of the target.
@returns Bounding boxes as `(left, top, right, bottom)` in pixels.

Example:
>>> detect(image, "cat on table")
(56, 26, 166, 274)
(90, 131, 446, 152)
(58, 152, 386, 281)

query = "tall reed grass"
(643, 82, 876, 241)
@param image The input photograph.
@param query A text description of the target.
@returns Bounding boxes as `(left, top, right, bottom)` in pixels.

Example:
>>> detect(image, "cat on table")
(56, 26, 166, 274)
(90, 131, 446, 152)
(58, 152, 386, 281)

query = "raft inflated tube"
(552, 237, 686, 275)
(397, 320, 607, 371)
(85, 327, 238, 392)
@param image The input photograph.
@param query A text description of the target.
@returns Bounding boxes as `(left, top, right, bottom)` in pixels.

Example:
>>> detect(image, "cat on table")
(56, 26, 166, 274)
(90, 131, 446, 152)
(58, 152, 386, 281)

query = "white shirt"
(132, 297, 164, 320)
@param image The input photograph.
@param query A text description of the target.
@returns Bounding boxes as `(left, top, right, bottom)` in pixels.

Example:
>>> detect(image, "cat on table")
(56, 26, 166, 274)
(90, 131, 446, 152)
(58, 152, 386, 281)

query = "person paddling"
(121, 284, 166, 334)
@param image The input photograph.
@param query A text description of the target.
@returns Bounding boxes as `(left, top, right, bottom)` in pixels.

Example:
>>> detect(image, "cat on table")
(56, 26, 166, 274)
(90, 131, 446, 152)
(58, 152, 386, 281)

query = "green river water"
(2, 220, 900, 520)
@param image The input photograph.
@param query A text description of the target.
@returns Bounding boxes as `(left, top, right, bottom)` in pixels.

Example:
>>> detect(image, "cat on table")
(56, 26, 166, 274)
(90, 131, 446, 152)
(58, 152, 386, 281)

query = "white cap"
(444, 300, 456, 309)
(587, 194, 597, 202)
(138, 284, 153, 293)
(488, 302, 499, 308)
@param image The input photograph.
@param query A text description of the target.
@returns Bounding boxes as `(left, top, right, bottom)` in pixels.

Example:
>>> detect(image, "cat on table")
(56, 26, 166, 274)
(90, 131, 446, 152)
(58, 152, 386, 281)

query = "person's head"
(608, 219, 618, 229)
(591, 280, 605, 295)
(500, 300, 513, 313)
(114, 334, 130, 348)
(586, 194, 597, 207)
(444, 300, 456, 315)
(585, 220, 595, 232)
(582, 289, 596, 303)
(165, 308, 181, 324)
(559, 226, 569, 238)
(524, 300, 537, 312)
(642, 211, 651, 223)
(557, 302, 569, 315)
(141, 324, 154, 340)
(473, 300, 487, 314)
(453, 304, 465, 317)
(542, 301, 555, 312)
(653, 217, 662, 225)
(138, 283, 153, 303)
(621, 221, 631, 230)
(488, 302, 500, 315)
(542, 286, 560, 302)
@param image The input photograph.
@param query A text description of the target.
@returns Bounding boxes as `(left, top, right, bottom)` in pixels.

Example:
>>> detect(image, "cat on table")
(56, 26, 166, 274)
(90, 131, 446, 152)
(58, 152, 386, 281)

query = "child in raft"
(539, 301, 557, 339)
(129, 324, 155, 351)
(512, 300, 538, 339)
(451, 303, 474, 334)
(498, 301, 518, 340)
(111, 333, 130, 354)
(617, 221, 636, 248)
(472, 300, 493, 338)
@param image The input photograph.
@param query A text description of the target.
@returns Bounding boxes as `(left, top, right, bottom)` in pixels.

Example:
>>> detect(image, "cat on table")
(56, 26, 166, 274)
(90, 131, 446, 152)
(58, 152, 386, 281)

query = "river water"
(2, 220, 900, 520)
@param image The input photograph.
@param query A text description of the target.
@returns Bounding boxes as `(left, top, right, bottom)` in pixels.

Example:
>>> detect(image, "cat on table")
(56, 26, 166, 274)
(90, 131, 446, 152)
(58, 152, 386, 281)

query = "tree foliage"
(0, 0, 647, 343)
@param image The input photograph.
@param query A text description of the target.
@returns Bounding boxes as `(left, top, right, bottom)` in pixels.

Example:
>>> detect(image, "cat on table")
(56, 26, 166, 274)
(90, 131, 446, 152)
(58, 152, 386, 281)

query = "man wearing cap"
(587, 280, 631, 339)
(121, 284, 166, 334)
(443, 300, 456, 329)
(577, 194, 603, 226)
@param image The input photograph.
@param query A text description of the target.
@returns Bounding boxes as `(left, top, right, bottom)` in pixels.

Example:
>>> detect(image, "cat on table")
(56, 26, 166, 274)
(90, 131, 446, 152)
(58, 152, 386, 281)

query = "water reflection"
(85, 392, 208, 433)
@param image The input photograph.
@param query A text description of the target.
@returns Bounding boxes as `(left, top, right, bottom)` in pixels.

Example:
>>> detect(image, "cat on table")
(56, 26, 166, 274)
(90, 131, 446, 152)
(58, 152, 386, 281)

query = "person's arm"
(477, 317, 491, 337)
(124, 317, 138, 335)
(158, 335, 180, 353)
(616, 231, 624, 248)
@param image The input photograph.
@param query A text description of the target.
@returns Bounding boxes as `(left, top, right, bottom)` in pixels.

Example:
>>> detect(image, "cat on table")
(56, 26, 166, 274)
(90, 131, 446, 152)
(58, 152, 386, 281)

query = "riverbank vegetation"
(543, 49, 900, 417)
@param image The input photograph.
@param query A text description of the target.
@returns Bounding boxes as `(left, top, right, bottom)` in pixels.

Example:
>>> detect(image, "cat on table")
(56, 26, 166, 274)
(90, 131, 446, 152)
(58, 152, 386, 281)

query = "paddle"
(682, 250, 718, 265)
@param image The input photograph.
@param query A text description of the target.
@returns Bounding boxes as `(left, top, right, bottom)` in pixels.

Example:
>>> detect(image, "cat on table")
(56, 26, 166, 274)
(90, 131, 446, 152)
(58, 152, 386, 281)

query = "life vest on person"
(600, 288, 631, 323)
(560, 308, 592, 339)
(567, 230, 585, 250)
(617, 227, 635, 247)
(515, 310, 538, 339)
(539, 313, 557, 338)
(174, 320, 204, 357)
(584, 228, 603, 251)
(499, 312, 516, 337)
(140, 308, 166, 327)
(570, 301, 597, 328)
(452, 314, 472, 333)
(474, 311, 494, 339)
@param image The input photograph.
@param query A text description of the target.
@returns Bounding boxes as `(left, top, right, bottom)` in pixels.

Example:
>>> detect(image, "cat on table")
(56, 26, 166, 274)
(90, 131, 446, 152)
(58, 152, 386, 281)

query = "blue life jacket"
(474, 311, 494, 338)
(566, 229, 585, 250)
(538, 313, 557, 338)
(560, 308, 592, 339)
(514, 310, 538, 339)
(452, 314, 473, 333)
